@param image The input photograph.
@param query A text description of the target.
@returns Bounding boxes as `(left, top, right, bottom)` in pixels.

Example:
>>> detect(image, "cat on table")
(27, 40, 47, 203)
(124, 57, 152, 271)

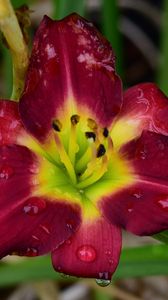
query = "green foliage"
(1, 244, 168, 287)
(53, 0, 86, 19)
(101, 0, 123, 76)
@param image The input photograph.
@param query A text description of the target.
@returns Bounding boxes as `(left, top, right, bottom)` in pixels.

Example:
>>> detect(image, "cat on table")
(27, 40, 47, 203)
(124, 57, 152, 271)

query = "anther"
(97, 144, 106, 157)
(87, 118, 98, 130)
(103, 128, 109, 138)
(52, 119, 62, 132)
(85, 132, 96, 141)
(71, 114, 80, 125)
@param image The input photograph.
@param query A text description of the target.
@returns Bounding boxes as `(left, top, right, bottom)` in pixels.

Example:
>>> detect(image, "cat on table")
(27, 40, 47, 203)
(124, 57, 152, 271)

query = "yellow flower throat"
(52, 115, 113, 190)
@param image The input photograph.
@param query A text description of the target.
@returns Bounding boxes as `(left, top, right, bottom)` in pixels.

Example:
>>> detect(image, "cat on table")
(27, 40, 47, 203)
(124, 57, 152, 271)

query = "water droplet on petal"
(17, 247, 39, 257)
(96, 272, 111, 286)
(40, 224, 51, 234)
(77, 245, 96, 262)
(23, 197, 46, 216)
(25, 247, 38, 257)
(60, 272, 70, 278)
(66, 219, 76, 231)
(65, 239, 72, 245)
(126, 201, 134, 213)
(105, 250, 112, 256)
(156, 195, 168, 211)
(29, 164, 39, 174)
(0, 165, 14, 179)
(32, 235, 39, 241)
(131, 188, 142, 199)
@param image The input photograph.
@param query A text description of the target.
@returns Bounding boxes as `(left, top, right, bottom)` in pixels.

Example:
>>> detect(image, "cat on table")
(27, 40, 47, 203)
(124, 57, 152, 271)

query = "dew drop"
(23, 197, 46, 216)
(39, 224, 51, 234)
(60, 272, 70, 278)
(25, 247, 38, 257)
(29, 164, 39, 174)
(77, 245, 96, 262)
(157, 195, 168, 211)
(0, 165, 14, 179)
(96, 272, 111, 287)
(131, 188, 142, 199)
(65, 239, 72, 245)
(105, 250, 112, 256)
(66, 219, 76, 230)
(17, 247, 38, 257)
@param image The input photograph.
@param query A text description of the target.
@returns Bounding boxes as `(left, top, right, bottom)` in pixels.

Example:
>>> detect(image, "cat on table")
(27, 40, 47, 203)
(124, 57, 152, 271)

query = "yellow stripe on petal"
(85, 150, 135, 205)
(81, 195, 100, 222)
(111, 117, 141, 149)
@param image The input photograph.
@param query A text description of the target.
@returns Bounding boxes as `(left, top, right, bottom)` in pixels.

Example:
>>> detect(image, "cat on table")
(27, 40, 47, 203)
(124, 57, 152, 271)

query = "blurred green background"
(1, 0, 168, 299)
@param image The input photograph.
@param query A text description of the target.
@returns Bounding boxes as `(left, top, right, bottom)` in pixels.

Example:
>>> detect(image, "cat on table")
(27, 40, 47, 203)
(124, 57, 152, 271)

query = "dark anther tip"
(71, 114, 80, 125)
(85, 131, 96, 141)
(52, 119, 62, 132)
(103, 128, 109, 138)
(87, 118, 98, 130)
(97, 144, 106, 157)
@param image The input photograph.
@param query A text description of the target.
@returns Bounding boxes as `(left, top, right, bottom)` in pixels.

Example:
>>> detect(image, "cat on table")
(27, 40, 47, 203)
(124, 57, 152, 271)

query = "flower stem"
(0, 0, 29, 100)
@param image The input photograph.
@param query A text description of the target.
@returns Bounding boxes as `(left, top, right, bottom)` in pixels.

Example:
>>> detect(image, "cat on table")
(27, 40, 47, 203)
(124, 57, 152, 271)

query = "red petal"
(0, 100, 25, 145)
(0, 145, 81, 257)
(121, 83, 168, 135)
(100, 131, 168, 235)
(19, 14, 122, 141)
(52, 216, 121, 279)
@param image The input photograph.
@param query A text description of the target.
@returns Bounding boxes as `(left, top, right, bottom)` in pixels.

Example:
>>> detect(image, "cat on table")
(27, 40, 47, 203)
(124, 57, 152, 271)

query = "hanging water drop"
(95, 278, 111, 287)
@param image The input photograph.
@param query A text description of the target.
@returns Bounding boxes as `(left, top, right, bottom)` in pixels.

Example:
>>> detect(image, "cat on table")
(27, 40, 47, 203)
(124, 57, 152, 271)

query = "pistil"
(76, 156, 108, 189)
(68, 115, 80, 165)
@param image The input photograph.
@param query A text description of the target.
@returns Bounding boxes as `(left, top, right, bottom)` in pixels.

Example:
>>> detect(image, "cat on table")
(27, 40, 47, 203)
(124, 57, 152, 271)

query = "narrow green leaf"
(157, 0, 168, 94)
(101, 0, 123, 76)
(1, 244, 168, 287)
(114, 244, 168, 280)
(153, 230, 168, 244)
(53, 0, 86, 19)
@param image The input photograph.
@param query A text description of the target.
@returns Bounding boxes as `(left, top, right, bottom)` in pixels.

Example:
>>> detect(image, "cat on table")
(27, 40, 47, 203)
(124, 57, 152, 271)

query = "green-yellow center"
(52, 115, 112, 190)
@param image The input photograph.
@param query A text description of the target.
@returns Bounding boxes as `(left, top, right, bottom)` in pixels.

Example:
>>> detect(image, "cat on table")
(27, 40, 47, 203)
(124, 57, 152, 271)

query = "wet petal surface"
(19, 14, 122, 142)
(0, 100, 25, 145)
(52, 215, 121, 279)
(100, 131, 168, 235)
(0, 144, 81, 257)
(111, 83, 168, 149)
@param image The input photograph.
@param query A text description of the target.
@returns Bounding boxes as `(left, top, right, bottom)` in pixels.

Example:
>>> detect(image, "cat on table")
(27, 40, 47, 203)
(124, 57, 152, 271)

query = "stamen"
(68, 115, 80, 164)
(97, 144, 106, 157)
(85, 131, 96, 142)
(52, 119, 62, 132)
(71, 114, 80, 125)
(87, 118, 98, 130)
(77, 156, 108, 189)
(103, 128, 109, 137)
(75, 136, 97, 173)
(54, 132, 77, 184)
(75, 147, 91, 173)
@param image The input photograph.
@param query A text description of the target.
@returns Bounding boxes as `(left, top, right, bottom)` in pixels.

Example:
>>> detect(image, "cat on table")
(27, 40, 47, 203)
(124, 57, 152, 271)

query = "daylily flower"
(1, 13, 168, 282)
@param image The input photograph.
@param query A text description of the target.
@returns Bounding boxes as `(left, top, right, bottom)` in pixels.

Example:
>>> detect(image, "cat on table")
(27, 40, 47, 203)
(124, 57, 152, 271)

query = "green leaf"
(101, 0, 123, 77)
(153, 230, 168, 244)
(53, 0, 86, 19)
(114, 244, 168, 280)
(157, 0, 168, 94)
(1, 244, 168, 287)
